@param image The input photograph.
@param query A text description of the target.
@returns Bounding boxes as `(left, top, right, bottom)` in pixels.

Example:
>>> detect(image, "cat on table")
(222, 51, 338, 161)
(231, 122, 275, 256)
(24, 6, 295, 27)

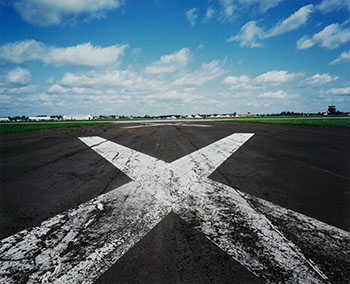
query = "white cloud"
(219, 0, 235, 18)
(316, 0, 350, 13)
(223, 75, 250, 85)
(238, 0, 283, 13)
(0, 40, 127, 67)
(46, 77, 55, 84)
(257, 90, 297, 99)
(223, 75, 265, 91)
(2, 67, 31, 85)
(145, 48, 190, 74)
(0, 85, 37, 95)
(44, 42, 127, 67)
(218, 0, 282, 21)
(228, 4, 313, 47)
(60, 69, 142, 88)
(266, 4, 313, 37)
(48, 84, 130, 101)
(330, 50, 350, 65)
(297, 21, 350, 49)
(203, 7, 215, 23)
(0, 40, 45, 65)
(45, 59, 225, 113)
(256, 70, 303, 85)
(185, 8, 198, 26)
(300, 73, 338, 85)
(142, 90, 197, 103)
(0, 95, 11, 104)
(13, 0, 121, 26)
(227, 21, 263, 47)
(321, 87, 350, 95)
(172, 60, 226, 86)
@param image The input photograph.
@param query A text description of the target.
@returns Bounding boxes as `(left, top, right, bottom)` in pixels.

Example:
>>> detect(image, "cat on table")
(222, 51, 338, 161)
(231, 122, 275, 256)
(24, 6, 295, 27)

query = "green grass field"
(0, 122, 106, 134)
(229, 118, 350, 128)
(0, 117, 349, 134)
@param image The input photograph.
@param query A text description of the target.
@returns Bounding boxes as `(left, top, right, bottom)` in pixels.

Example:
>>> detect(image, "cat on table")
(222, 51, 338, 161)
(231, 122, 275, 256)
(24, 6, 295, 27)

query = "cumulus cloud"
(316, 0, 350, 13)
(243, 0, 283, 13)
(60, 69, 142, 88)
(45, 43, 127, 67)
(0, 40, 45, 65)
(297, 21, 350, 49)
(46, 54, 227, 114)
(2, 67, 31, 85)
(171, 60, 226, 86)
(185, 8, 198, 26)
(13, 0, 121, 26)
(0, 95, 11, 104)
(300, 73, 338, 85)
(142, 90, 197, 103)
(257, 90, 297, 99)
(256, 70, 303, 85)
(265, 4, 313, 38)
(145, 48, 190, 74)
(203, 7, 215, 23)
(330, 50, 350, 65)
(321, 87, 350, 95)
(223, 75, 250, 85)
(228, 5, 313, 47)
(223, 74, 264, 91)
(0, 85, 37, 95)
(219, 0, 235, 19)
(218, 0, 282, 21)
(227, 21, 263, 47)
(0, 40, 127, 67)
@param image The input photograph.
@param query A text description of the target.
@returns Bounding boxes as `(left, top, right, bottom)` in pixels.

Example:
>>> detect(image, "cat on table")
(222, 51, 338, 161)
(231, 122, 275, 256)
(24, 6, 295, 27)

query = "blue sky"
(0, 0, 349, 116)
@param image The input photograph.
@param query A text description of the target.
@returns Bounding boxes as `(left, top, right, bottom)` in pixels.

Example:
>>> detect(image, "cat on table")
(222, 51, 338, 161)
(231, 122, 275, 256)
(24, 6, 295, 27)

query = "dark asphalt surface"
(96, 211, 263, 284)
(0, 121, 349, 282)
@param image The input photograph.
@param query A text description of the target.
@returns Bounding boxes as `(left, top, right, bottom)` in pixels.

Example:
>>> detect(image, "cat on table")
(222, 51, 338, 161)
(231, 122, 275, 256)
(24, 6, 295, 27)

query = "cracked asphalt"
(0, 121, 349, 283)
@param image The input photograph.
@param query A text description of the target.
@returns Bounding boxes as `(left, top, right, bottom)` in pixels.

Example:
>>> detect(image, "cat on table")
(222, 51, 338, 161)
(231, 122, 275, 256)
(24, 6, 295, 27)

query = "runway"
(0, 121, 349, 283)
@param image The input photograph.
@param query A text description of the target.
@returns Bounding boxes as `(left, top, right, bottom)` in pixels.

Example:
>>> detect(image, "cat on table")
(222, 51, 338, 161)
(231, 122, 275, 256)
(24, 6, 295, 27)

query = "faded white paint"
(1, 133, 349, 284)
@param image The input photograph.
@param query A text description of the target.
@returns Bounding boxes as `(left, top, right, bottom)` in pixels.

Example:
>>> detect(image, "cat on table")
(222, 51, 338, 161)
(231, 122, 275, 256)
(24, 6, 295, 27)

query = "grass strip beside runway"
(0, 122, 106, 134)
(229, 118, 350, 128)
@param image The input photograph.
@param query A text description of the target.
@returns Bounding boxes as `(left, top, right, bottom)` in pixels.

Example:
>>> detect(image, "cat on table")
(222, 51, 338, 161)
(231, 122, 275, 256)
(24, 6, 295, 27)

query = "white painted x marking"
(1, 133, 349, 284)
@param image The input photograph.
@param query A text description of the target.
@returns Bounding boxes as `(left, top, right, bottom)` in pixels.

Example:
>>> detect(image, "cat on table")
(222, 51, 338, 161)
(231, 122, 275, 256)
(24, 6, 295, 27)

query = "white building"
(0, 117, 9, 122)
(63, 114, 93, 120)
(29, 116, 52, 121)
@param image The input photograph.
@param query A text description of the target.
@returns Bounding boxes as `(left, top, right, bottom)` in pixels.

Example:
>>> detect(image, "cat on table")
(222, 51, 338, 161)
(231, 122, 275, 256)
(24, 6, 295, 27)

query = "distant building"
(328, 105, 336, 114)
(29, 116, 52, 121)
(216, 114, 234, 118)
(63, 114, 93, 120)
(0, 117, 9, 122)
(236, 113, 255, 117)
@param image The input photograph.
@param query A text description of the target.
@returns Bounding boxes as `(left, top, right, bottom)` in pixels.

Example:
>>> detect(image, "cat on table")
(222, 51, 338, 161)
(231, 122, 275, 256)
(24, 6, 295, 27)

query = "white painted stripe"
(0, 182, 172, 284)
(171, 133, 254, 178)
(1, 133, 349, 284)
(78, 136, 168, 181)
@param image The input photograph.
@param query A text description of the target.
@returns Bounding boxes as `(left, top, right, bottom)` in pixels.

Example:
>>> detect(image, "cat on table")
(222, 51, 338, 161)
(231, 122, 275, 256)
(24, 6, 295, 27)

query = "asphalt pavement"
(0, 121, 349, 283)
